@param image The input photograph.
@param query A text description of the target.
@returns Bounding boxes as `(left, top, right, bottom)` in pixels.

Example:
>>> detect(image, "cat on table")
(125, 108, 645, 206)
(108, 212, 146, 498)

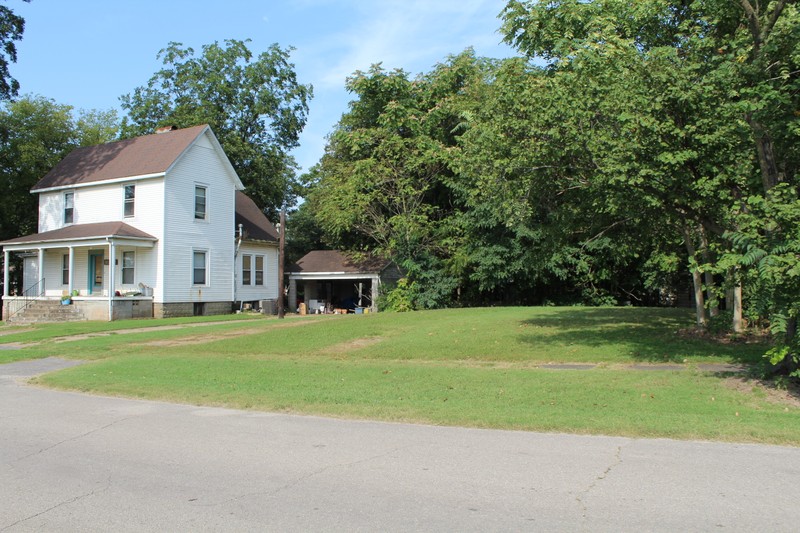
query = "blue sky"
(12, 0, 516, 174)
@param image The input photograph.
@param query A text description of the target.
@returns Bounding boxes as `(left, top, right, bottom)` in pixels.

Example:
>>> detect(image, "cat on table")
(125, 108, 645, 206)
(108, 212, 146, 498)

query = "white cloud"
(302, 0, 509, 89)
(289, 0, 515, 172)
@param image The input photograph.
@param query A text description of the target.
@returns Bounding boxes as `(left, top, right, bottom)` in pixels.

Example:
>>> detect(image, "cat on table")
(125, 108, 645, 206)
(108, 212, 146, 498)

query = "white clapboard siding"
(160, 137, 237, 303)
(235, 243, 279, 302)
(37, 178, 166, 234)
(121, 179, 165, 300)
(38, 192, 62, 232)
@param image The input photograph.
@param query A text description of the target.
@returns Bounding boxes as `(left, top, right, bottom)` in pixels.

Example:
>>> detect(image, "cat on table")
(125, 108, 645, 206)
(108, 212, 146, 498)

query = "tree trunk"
(772, 316, 799, 375)
(699, 228, 718, 318)
(747, 116, 783, 193)
(732, 281, 743, 333)
(683, 226, 707, 328)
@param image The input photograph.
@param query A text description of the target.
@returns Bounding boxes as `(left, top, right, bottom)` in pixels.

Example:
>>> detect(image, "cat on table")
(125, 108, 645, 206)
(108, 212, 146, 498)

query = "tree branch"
(762, 0, 788, 43)
(738, 0, 762, 52)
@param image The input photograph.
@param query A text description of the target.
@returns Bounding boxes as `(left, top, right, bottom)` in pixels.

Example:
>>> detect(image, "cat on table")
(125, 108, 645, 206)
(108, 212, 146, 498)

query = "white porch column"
(371, 275, 380, 312)
(108, 240, 116, 321)
(288, 277, 297, 313)
(68, 246, 75, 296)
(3, 249, 9, 297)
(37, 248, 44, 295)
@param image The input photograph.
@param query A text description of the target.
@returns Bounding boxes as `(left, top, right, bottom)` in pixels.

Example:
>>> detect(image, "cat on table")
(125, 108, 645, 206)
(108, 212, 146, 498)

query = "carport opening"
(302, 279, 374, 314)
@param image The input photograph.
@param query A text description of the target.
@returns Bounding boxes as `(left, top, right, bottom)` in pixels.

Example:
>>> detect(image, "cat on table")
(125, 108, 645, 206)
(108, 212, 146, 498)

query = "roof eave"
(31, 172, 166, 194)
(1, 234, 157, 249)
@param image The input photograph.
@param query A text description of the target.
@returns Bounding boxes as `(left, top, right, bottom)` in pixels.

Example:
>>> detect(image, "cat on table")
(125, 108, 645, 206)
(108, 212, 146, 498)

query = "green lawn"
(3, 307, 797, 445)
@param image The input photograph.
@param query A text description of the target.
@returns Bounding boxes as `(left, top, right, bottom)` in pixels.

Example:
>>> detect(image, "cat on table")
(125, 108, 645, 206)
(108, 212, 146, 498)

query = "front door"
(87, 251, 104, 295)
(22, 256, 39, 294)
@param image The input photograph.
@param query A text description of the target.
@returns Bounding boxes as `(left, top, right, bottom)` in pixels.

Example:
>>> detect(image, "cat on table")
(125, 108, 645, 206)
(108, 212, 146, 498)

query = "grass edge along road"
(4, 307, 799, 446)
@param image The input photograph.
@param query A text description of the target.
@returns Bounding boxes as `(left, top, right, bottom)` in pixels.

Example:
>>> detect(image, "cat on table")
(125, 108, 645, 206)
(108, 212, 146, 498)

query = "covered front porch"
(1, 222, 158, 322)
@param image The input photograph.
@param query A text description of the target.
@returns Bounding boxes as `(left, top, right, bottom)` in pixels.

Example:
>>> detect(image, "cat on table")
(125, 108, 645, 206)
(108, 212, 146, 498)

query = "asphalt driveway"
(2, 357, 799, 532)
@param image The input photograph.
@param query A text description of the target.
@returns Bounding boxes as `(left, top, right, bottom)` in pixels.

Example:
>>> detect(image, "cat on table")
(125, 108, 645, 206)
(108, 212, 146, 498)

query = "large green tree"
(500, 0, 800, 368)
(0, 0, 28, 100)
(0, 95, 119, 293)
(120, 39, 312, 218)
(0, 95, 119, 241)
(308, 53, 501, 308)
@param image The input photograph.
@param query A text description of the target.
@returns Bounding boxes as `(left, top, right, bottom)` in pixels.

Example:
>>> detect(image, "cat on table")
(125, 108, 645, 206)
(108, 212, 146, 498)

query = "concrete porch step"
(5, 300, 87, 324)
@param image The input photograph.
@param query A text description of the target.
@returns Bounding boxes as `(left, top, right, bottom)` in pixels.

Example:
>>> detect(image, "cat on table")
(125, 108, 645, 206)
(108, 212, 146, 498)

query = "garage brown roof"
(0, 221, 157, 246)
(31, 125, 209, 191)
(290, 250, 390, 274)
(235, 191, 278, 243)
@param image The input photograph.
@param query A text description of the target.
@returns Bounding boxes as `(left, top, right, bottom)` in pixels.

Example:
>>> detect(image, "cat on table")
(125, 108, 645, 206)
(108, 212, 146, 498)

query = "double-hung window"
(124, 185, 135, 217)
(64, 192, 74, 224)
(194, 185, 207, 220)
(242, 255, 252, 285)
(255, 256, 264, 286)
(193, 250, 207, 285)
(122, 251, 135, 285)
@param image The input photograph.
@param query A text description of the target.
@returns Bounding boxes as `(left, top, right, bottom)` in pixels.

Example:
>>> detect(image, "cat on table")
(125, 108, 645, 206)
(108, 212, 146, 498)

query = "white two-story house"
(1, 125, 280, 322)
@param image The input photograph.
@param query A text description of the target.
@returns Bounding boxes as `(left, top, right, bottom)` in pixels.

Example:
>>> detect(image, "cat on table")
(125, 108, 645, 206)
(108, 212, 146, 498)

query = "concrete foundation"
(73, 298, 154, 321)
(153, 301, 233, 318)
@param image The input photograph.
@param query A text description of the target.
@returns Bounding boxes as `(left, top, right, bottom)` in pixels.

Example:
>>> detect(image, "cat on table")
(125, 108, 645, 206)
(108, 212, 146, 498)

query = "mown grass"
(40, 356, 794, 443)
(0, 312, 263, 345)
(4, 306, 797, 445)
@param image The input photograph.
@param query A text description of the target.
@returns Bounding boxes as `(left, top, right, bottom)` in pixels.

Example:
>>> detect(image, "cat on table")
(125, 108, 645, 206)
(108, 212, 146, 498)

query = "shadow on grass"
(518, 307, 767, 365)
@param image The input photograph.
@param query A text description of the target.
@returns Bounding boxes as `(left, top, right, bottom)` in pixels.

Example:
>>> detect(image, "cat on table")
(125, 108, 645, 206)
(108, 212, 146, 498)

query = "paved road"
(2, 358, 799, 532)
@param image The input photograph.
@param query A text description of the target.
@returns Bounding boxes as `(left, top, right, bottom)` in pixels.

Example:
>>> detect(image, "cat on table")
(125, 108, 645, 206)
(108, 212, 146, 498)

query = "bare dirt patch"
(677, 327, 769, 345)
(0, 326, 33, 337)
(143, 327, 268, 347)
(322, 337, 384, 354)
(723, 376, 800, 408)
(45, 316, 325, 346)
(141, 319, 326, 347)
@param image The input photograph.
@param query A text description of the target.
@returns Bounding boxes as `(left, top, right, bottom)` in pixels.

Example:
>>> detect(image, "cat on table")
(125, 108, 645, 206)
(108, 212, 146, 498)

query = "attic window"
(124, 185, 135, 217)
(194, 185, 207, 220)
(64, 192, 74, 224)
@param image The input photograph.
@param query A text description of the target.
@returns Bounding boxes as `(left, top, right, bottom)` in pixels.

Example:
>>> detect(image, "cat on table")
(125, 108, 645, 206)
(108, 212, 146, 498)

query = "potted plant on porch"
(61, 293, 72, 305)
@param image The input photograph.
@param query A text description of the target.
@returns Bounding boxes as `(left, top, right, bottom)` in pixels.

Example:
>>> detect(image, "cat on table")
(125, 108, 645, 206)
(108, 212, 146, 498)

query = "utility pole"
(277, 208, 285, 319)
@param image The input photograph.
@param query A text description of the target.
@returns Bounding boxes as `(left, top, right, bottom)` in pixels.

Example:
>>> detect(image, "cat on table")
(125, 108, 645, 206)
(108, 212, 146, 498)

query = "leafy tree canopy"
(0, 95, 119, 241)
(0, 0, 29, 100)
(120, 39, 312, 218)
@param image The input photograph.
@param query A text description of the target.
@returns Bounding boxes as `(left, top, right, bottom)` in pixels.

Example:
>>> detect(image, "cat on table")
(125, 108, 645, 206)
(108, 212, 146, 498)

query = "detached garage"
(288, 250, 401, 314)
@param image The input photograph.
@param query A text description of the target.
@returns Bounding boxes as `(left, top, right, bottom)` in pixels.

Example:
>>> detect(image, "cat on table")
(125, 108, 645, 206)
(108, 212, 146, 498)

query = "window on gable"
(193, 250, 207, 285)
(242, 255, 252, 285)
(64, 192, 74, 224)
(124, 185, 135, 217)
(62, 254, 69, 285)
(255, 256, 264, 286)
(194, 185, 207, 220)
(122, 251, 135, 284)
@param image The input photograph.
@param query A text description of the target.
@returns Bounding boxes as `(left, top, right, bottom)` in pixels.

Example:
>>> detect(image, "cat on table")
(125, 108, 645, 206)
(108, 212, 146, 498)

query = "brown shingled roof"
(0, 221, 157, 246)
(290, 250, 390, 274)
(235, 191, 278, 243)
(31, 125, 210, 191)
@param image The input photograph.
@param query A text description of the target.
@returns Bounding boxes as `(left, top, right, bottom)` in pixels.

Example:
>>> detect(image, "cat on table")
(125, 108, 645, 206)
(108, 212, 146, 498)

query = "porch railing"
(4, 277, 45, 321)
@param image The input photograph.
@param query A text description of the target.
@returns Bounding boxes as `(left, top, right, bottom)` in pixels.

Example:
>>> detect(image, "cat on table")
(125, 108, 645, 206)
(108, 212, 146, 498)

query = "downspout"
(234, 224, 243, 311)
